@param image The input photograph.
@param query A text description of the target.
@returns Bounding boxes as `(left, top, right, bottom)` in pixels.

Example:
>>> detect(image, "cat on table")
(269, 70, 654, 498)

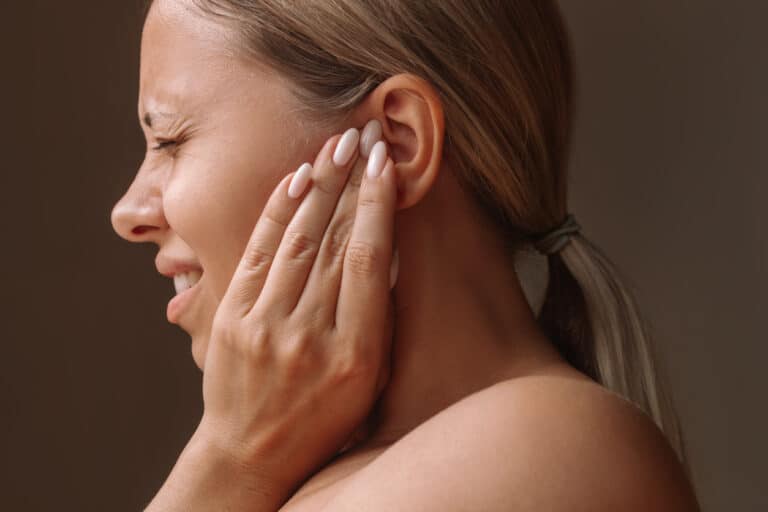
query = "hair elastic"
(532, 214, 581, 255)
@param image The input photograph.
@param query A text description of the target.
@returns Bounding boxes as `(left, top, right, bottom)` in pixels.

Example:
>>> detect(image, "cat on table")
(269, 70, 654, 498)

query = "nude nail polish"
(288, 163, 313, 198)
(333, 127, 360, 166)
(367, 140, 387, 178)
(359, 119, 382, 158)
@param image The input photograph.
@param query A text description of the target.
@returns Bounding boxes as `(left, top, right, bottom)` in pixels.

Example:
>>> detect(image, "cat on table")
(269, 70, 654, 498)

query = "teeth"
(173, 270, 203, 294)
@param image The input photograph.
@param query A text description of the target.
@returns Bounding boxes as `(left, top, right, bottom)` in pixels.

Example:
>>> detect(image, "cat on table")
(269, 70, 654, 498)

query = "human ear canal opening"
(382, 91, 422, 165)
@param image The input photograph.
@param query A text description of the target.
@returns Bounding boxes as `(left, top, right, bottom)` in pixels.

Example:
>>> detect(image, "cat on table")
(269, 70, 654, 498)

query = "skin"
(111, 0, 700, 510)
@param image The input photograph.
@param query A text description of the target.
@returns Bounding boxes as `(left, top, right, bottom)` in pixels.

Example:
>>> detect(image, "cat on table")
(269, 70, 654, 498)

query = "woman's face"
(111, 0, 331, 369)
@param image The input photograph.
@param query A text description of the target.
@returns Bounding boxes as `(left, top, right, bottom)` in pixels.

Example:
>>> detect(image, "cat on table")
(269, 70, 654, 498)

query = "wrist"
(144, 426, 290, 512)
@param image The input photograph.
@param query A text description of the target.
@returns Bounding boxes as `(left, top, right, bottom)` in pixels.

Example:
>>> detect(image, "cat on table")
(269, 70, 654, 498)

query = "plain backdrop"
(4, 1, 765, 510)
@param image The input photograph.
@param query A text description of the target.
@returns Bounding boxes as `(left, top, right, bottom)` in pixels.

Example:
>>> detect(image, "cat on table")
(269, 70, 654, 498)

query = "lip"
(167, 278, 203, 325)
(156, 255, 204, 278)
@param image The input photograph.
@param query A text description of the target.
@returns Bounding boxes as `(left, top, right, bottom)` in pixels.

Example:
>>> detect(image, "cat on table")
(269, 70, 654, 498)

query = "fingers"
(296, 119, 384, 320)
(293, 154, 366, 320)
(221, 167, 310, 318)
(336, 141, 397, 340)
(257, 127, 361, 315)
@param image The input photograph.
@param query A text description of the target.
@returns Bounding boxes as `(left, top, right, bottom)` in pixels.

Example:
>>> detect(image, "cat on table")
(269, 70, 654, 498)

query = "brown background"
(5, 1, 765, 510)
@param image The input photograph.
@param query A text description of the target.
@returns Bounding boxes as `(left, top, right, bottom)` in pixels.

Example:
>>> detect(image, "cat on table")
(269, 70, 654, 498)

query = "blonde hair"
(150, 0, 688, 468)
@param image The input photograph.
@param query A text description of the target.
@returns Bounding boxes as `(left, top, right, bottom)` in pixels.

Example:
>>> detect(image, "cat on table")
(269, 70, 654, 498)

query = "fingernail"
(367, 140, 387, 178)
(288, 162, 313, 198)
(359, 119, 382, 158)
(389, 248, 399, 289)
(333, 127, 360, 167)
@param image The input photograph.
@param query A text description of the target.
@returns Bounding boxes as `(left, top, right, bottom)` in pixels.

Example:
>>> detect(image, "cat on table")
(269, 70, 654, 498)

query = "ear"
(351, 73, 445, 210)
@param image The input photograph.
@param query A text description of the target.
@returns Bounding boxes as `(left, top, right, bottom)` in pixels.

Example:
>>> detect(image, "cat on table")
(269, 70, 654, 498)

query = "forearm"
(144, 429, 290, 512)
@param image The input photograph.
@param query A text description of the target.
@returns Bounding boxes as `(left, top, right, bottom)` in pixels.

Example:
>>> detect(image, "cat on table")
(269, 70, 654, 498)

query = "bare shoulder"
(320, 373, 700, 512)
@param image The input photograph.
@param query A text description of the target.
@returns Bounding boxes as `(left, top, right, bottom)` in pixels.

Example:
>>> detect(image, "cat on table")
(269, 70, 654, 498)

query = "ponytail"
(531, 234, 689, 471)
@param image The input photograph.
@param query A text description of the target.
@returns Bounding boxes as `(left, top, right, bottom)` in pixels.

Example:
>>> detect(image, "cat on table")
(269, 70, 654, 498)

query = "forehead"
(138, 0, 254, 119)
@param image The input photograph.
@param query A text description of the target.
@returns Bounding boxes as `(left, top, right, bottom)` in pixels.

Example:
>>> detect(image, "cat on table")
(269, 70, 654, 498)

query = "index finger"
(220, 167, 307, 318)
(335, 144, 397, 335)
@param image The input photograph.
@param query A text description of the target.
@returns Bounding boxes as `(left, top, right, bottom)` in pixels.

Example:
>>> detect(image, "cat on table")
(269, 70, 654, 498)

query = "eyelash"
(152, 139, 178, 152)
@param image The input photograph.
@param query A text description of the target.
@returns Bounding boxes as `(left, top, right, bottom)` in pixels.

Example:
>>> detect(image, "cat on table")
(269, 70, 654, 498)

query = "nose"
(111, 161, 169, 244)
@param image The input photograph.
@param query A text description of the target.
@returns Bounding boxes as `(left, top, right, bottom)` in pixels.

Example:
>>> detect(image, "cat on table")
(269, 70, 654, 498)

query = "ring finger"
(256, 127, 361, 315)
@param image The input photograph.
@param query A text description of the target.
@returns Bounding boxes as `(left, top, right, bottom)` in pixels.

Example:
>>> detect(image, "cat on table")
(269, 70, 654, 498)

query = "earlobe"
(355, 74, 445, 210)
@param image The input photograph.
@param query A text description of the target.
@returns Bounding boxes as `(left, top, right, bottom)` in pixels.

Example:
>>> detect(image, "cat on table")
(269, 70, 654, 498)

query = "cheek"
(163, 154, 287, 301)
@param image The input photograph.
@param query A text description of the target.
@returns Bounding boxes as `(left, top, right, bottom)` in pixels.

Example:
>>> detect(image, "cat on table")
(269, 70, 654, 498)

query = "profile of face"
(111, 0, 336, 370)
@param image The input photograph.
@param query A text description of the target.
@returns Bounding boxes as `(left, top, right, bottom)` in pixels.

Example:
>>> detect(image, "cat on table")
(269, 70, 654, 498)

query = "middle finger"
(256, 127, 361, 315)
(293, 140, 369, 322)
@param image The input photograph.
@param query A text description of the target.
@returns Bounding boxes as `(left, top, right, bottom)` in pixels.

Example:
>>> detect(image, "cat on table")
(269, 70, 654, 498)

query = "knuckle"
(345, 240, 381, 277)
(243, 245, 273, 273)
(262, 209, 289, 231)
(324, 219, 353, 259)
(330, 349, 374, 385)
(278, 331, 318, 376)
(225, 285, 256, 316)
(283, 229, 319, 262)
(213, 319, 272, 362)
(312, 177, 336, 197)
(358, 194, 382, 211)
(245, 336, 272, 365)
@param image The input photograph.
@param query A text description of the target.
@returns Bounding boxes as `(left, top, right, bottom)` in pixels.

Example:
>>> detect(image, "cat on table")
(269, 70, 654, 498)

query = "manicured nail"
(333, 127, 360, 167)
(367, 140, 387, 178)
(288, 163, 313, 198)
(389, 248, 399, 289)
(359, 119, 382, 158)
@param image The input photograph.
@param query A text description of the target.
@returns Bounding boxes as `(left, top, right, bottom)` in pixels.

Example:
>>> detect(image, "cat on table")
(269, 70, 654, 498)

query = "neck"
(357, 169, 566, 448)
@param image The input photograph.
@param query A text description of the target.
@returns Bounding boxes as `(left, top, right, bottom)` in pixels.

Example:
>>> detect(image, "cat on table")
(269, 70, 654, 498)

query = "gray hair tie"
(532, 214, 581, 255)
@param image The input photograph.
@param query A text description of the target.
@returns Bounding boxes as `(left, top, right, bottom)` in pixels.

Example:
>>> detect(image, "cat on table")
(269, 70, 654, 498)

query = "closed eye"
(152, 139, 177, 151)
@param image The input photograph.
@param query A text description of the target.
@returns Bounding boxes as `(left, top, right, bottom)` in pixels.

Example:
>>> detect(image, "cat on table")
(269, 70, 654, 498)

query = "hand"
(195, 123, 398, 495)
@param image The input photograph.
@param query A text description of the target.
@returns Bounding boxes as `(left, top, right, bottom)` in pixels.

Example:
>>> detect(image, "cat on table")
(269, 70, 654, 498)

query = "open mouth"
(173, 269, 203, 295)
(167, 270, 204, 325)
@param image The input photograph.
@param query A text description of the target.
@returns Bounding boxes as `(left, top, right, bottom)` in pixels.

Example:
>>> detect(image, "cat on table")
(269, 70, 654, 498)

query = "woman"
(111, 0, 700, 509)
